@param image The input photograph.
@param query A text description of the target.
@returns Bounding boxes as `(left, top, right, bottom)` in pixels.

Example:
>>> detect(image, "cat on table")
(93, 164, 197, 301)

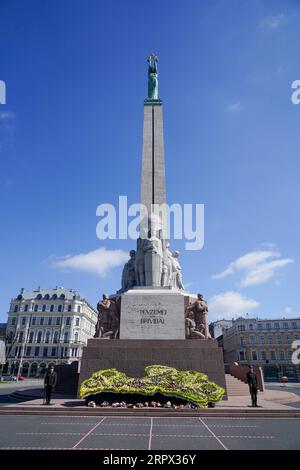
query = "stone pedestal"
(120, 287, 193, 340)
(79, 338, 227, 395)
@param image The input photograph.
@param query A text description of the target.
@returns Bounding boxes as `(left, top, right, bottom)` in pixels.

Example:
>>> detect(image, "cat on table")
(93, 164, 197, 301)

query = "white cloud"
(51, 247, 128, 278)
(241, 258, 293, 287)
(184, 282, 194, 289)
(226, 102, 243, 112)
(208, 291, 259, 320)
(212, 248, 293, 287)
(0, 111, 15, 120)
(260, 13, 287, 30)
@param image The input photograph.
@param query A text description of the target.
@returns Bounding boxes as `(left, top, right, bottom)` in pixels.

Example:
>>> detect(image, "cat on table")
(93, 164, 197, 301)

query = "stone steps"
(225, 374, 249, 396)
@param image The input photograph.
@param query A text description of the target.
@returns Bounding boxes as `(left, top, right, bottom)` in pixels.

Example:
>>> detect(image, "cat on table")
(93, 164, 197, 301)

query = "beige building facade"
(4, 287, 97, 377)
(222, 317, 300, 382)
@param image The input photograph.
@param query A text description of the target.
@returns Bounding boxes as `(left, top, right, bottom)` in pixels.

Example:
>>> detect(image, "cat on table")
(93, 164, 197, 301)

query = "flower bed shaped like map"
(79, 365, 225, 405)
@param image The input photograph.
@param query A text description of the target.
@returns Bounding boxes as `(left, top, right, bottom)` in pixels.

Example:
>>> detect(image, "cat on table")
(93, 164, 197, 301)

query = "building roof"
(233, 316, 300, 322)
(14, 287, 81, 301)
(210, 319, 233, 325)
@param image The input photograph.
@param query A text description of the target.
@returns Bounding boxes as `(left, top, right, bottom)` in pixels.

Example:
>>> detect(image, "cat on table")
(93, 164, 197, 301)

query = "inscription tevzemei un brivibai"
(140, 308, 167, 324)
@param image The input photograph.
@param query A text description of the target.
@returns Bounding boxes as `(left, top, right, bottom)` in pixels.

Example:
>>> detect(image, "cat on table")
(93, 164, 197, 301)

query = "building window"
(44, 294, 50, 300)
(6, 331, 14, 343)
(42, 305, 46, 312)
(277, 336, 282, 344)
(257, 324, 263, 330)
(250, 336, 256, 345)
(58, 305, 62, 313)
(11, 317, 16, 325)
(26, 347, 31, 357)
(74, 332, 79, 343)
(274, 323, 279, 329)
(53, 331, 59, 343)
(286, 336, 290, 344)
(249, 324, 253, 330)
(268, 336, 273, 344)
(21, 317, 26, 326)
(266, 323, 271, 330)
(66, 317, 70, 326)
(45, 331, 50, 344)
(64, 332, 69, 343)
(259, 336, 265, 344)
(279, 350, 285, 361)
(34, 347, 39, 357)
(43, 347, 48, 358)
(238, 325, 245, 332)
(239, 351, 245, 361)
(292, 322, 297, 329)
(68, 305, 72, 312)
(50, 305, 54, 312)
(40, 317, 44, 326)
(34, 304, 38, 312)
(270, 350, 276, 360)
(288, 350, 293, 360)
(48, 317, 52, 326)
(56, 317, 60, 326)
(75, 318, 80, 327)
(77, 305, 81, 313)
(29, 331, 34, 343)
(283, 322, 289, 329)
(51, 347, 56, 357)
(19, 331, 24, 343)
(252, 351, 258, 361)
(294, 335, 300, 341)
(37, 332, 42, 343)
(72, 347, 78, 357)
(32, 317, 36, 326)
(24, 304, 29, 312)
(261, 351, 267, 361)
(14, 305, 18, 313)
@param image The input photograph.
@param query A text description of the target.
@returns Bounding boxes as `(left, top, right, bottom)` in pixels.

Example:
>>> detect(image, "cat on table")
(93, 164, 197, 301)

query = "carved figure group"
(119, 216, 185, 292)
(94, 294, 120, 339)
(185, 293, 211, 340)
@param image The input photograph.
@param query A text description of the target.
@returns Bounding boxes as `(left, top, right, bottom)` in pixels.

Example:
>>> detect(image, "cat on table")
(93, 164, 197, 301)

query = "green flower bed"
(79, 365, 225, 405)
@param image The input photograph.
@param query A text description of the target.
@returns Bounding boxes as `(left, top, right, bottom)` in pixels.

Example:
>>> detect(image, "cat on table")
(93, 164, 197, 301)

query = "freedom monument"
(79, 54, 226, 394)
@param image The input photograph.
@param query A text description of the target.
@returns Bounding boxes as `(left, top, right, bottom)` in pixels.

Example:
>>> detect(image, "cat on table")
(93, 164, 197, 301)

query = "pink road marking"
(148, 417, 153, 450)
(199, 418, 228, 450)
(72, 417, 106, 449)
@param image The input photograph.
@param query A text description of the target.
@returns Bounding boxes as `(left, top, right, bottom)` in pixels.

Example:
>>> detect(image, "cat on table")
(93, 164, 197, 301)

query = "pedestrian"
(246, 365, 259, 407)
(44, 365, 57, 405)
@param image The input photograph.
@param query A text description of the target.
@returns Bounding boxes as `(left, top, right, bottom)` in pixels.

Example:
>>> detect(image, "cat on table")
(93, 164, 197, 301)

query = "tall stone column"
(140, 102, 167, 238)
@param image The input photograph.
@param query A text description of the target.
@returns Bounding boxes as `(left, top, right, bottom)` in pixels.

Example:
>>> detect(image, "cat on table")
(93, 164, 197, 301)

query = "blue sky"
(0, 0, 300, 322)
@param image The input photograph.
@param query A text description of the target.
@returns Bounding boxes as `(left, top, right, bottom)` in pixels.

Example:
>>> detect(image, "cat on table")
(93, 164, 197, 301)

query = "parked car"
(0, 374, 17, 382)
(18, 376, 25, 381)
